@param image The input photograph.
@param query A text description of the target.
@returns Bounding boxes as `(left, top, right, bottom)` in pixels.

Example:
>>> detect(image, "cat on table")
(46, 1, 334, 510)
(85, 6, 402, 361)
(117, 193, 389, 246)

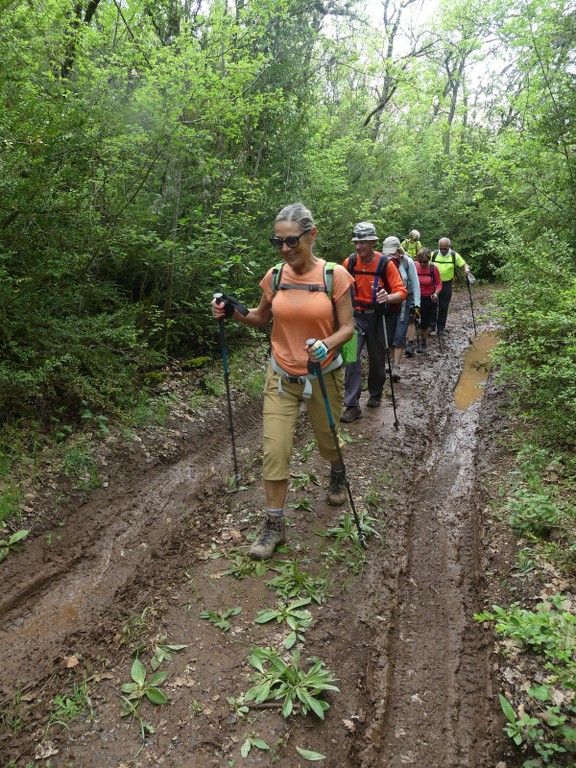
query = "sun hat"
(351, 222, 378, 242)
(381, 236, 402, 254)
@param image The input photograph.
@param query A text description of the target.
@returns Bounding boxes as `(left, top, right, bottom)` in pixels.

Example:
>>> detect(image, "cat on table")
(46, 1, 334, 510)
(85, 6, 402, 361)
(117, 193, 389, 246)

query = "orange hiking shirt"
(260, 260, 354, 377)
(343, 252, 407, 310)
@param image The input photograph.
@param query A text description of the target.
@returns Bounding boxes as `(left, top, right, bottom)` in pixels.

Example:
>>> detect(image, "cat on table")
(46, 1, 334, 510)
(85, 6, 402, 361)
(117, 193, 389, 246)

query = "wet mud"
(0, 286, 511, 767)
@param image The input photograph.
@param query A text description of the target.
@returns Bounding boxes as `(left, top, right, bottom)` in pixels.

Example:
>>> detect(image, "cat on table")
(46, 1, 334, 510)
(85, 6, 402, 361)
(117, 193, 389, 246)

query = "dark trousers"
(344, 311, 393, 407)
(436, 279, 453, 332)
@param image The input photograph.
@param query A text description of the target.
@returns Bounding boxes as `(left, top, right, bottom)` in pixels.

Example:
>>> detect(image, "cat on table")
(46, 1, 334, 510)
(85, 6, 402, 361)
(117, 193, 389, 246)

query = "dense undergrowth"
(478, 230, 576, 768)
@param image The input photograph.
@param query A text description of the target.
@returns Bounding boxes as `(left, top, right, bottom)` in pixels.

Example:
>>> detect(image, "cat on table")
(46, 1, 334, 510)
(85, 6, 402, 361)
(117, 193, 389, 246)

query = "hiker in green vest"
(400, 229, 422, 260)
(430, 237, 471, 335)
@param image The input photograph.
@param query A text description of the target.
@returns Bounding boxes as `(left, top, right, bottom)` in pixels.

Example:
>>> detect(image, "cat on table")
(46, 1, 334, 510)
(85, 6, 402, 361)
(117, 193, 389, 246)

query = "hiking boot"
(340, 406, 362, 423)
(366, 395, 381, 408)
(417, 340, 427, 354)
(250, 515, 286, 560)
(405, 341, 415, 357)
(391, 364, 401, 382)
(326, 468, 346, 506)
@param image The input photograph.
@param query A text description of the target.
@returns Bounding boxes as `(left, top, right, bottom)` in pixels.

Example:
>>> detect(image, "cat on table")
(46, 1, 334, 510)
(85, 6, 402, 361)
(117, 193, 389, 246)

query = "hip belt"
(270, 353, 343, 399)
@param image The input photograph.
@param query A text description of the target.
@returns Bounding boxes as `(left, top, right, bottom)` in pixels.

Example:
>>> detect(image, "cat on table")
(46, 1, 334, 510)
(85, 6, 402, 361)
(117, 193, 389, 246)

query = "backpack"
(271, 261, 357, 364)
(345, 253, 391, 310)
(272, 261, 335, 298)
(432, 249, 456, 273)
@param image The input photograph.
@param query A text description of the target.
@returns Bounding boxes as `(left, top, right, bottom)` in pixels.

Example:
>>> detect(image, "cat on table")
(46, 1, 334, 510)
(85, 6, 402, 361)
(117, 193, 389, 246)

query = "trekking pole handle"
(305, 338, 328, 362)
(213, 292, 249, 317)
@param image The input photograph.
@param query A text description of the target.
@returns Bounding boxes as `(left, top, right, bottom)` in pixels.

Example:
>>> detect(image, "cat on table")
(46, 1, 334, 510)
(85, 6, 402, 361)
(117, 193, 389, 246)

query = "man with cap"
(430, 237, 471, 335)
(340, 224, 407, 423)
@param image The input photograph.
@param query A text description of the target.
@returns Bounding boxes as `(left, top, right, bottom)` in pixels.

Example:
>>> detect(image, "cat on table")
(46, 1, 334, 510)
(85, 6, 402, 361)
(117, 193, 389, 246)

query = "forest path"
(1, 286, 507, 768)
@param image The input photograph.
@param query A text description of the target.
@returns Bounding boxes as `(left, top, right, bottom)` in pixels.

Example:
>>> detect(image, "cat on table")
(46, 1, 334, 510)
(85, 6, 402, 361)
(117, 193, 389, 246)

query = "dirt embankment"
(1, 286, 515, 768)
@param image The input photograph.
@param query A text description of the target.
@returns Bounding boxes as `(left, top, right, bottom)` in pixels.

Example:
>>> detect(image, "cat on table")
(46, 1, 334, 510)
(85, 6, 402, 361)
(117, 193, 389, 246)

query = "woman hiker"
(211, 203, 355, 560)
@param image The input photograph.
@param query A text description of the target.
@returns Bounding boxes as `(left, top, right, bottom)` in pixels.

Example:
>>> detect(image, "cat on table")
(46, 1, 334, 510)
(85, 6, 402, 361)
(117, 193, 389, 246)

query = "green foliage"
(475, 595, 576, 766)
(267, 560, 328, 604)
(317, 509, 383, 546)
(120, 657, 169, 739)
(244, 646, 339, 719)
(493, 235, 576, 448)
(150, 637, 188, 670)
(200, 606, 242, 632)
(0, 529, 28, 563)
(501, 445, 576, 574)
(240, 736, 270, 758)
(254, 598, 313, 649)
(223, 552, 269, 580)
(46, 679, 94, 734)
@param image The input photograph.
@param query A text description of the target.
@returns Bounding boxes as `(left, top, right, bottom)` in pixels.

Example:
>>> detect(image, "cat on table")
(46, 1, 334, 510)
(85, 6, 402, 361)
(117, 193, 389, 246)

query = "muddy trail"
(1, 286, 510, 768)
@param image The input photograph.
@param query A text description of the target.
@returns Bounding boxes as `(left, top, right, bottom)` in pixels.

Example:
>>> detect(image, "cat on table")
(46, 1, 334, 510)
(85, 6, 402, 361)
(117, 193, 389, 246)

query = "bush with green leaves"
(475, 595, 576, 766)
(254, 598, 313, 649)
(493, 235, 576, 449)
(244, 646, 339, 719)
(502, 445, 576, 574)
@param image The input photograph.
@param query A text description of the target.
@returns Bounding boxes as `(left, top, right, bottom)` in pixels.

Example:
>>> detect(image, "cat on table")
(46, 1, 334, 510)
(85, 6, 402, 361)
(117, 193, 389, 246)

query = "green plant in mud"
(150, 636, 188, 670)
(120, 658, 169, 741)
(299, 441, 316, 463)
(320, 537, 366, 575)
(240, 735, 271, 758)
(288, 498, 314, 512)
(475, 594, 576, 766)
(0, 529, 28, 563)
(200, 606, 242, 632)
(0, 484, 23, 527)
(227, 694, 250, 718)
(45, 679, 94, 734)
(118, 606, 156, 646)
(290, 472, 320, 490)
(223, 552, 269, 579)
(244, 646, 339, 719)
(254, 598, 313, 649)
(61, 444, 101, 489)
(267, 560, 328, 604)
(0, 690, 32, 735)
(317, 509, 382, 546)
(296, 746, 327, 761)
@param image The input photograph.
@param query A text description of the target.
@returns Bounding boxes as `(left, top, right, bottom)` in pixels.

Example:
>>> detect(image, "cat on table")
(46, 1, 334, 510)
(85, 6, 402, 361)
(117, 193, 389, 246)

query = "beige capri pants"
(262, 362, 345, 481)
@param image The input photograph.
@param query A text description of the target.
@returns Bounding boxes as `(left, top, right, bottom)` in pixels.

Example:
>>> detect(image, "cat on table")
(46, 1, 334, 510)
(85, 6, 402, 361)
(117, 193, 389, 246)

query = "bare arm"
(325, 292, 354, 350)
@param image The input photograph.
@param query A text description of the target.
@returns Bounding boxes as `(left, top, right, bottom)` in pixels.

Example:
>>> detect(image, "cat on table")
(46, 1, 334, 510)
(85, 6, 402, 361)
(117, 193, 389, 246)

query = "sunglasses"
(269, 230, 311, 249)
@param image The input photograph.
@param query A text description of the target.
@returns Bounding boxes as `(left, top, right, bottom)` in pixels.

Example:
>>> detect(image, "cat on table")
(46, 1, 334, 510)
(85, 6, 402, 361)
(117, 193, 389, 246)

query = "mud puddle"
(0, 286, 509, 768)
(454, 331, 499, 410)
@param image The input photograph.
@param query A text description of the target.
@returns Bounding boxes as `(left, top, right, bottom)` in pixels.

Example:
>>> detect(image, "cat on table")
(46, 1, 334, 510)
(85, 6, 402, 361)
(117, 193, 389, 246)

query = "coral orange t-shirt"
(260, 260, 354, 377)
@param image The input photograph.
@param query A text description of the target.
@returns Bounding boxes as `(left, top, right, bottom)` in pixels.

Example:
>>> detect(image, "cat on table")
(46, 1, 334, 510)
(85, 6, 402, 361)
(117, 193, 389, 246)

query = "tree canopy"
(0, 0, 574, 442)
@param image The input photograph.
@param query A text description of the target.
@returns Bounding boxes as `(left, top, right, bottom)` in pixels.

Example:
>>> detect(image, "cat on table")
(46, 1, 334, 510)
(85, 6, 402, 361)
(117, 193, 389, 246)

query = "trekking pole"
(306, 340, 366, 547)
(466, 273, 477, 337)
(380, 314, 399, 431)
(213, 292, 250, 488)
(437, 329, 445, 353)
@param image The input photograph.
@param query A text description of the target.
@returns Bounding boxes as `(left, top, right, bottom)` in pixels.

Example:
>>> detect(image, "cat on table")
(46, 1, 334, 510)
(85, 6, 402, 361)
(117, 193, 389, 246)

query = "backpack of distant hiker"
(272, 261, 357, 365)
(432, 248, 457, 275)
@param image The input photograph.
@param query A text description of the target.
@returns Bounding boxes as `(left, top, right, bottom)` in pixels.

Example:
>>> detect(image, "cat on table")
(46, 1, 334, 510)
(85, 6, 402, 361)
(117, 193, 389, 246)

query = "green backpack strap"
(323, 262, 335, 302)
(272, 261, 334, 298)
(272, 262, 284, 294)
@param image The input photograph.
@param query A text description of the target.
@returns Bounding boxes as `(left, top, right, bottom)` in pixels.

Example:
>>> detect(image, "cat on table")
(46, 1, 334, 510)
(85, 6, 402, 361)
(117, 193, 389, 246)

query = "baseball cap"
(381, 236, 402, 254)
(351, 222, 378, 241)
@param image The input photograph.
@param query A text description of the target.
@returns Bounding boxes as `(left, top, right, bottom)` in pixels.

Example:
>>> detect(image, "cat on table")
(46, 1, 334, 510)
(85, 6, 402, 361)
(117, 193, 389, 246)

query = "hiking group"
(211, 203, 471, 560)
